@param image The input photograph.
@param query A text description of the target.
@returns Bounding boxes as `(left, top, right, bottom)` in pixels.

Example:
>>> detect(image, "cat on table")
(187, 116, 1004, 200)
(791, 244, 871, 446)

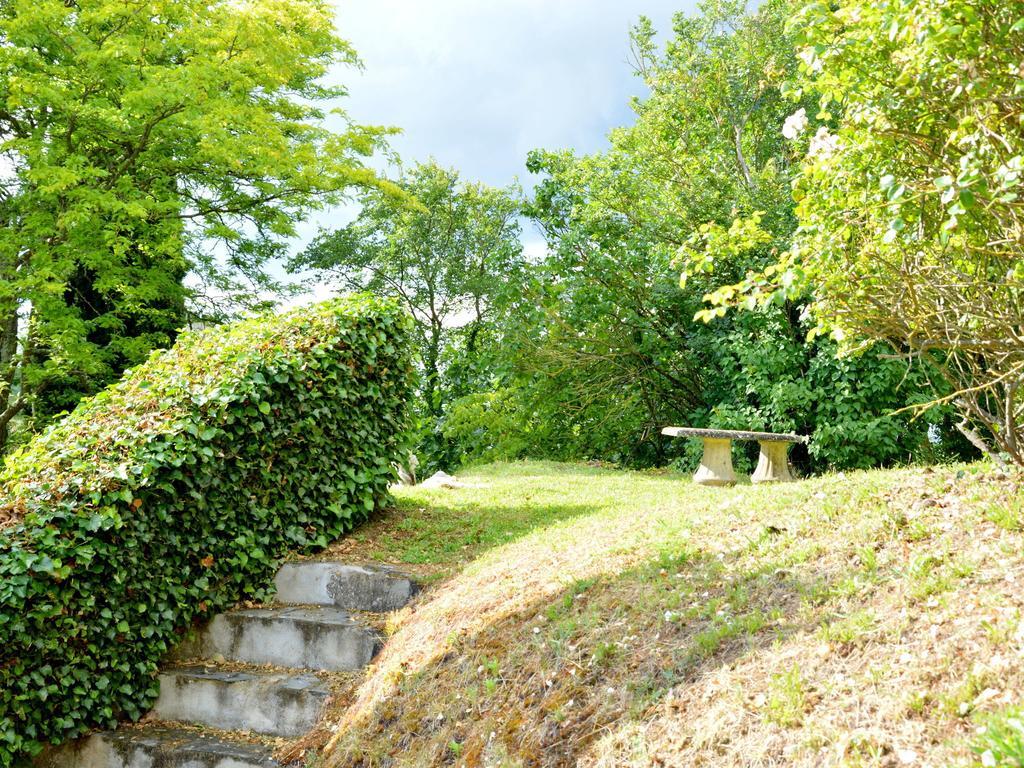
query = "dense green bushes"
(788, 0, 1024, 466)
(0, 296, 413, 766)
(440, 303, 958, 474)
(679, 0, 1024, 466)
(442, 0, 965, 476)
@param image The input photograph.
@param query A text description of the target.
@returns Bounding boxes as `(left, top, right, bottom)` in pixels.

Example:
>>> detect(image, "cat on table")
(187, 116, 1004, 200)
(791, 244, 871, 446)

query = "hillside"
(274, 461, 1023, 767)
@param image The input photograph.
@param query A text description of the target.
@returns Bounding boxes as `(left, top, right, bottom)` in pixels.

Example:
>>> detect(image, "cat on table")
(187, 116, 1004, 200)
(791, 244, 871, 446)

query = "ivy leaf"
(0, 298, 413, 763)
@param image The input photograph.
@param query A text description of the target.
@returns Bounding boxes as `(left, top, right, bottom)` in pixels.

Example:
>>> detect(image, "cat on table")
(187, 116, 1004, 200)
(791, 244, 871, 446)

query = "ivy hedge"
(0, 296, 413, 766)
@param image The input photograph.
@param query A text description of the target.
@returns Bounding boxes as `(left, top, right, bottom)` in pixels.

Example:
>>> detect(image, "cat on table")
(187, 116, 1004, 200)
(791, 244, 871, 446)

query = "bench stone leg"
(752, 440, 795, 484)
(694, 438, 736, 487)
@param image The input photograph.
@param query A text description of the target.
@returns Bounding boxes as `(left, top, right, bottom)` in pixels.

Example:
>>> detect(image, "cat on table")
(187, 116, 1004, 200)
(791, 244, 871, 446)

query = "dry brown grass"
(280, 461, 1022, 768)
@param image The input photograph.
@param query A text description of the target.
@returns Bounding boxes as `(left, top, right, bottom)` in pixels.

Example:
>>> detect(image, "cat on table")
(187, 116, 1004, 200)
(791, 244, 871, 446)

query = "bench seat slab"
(662, 426, 806, 444)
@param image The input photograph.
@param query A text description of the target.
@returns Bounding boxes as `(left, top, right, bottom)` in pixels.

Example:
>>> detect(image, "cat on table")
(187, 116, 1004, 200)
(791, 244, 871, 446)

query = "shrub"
(0, 296, 413, 766)
(444, 305, 952, 474)
(789, 0, 1023, 466)
(682, 0, 1024, 468)
(697, 309, 946, 472)
(442, 388, 534, 467)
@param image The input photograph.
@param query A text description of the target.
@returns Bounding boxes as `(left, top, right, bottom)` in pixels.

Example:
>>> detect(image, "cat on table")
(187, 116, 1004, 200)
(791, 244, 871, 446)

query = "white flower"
(797, 47, 823, 73)
(981, 749, 996, 767)
(808, 126, 839, 158)
(782, 107, 809, 140)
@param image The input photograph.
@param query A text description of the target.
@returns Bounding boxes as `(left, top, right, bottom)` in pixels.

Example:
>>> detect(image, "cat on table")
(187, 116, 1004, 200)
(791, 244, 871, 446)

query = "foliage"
(0, 0, 397, 454)
(481, 0, 947, 473)
(791, 0, 1024, 467)
(293, 162, 525, 471)
(441, 388, 536, 467)
(700, 311, 951, 470)
(28, 262, 189, 431)
(973, 707, 1024, 767)
(690, 0, 1024, 466)
(0, 296, 413, 765)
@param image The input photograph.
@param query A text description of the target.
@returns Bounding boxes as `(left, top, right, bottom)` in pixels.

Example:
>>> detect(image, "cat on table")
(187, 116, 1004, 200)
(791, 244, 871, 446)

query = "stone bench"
(661, 427, 808, 487)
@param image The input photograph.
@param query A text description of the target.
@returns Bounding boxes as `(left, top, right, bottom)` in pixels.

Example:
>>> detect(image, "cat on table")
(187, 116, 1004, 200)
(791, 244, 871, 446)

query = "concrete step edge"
(171, 606, 384, 672)
(38, 725, 281, 768)
(153, 667, 332, 737)
(273, 561, 419, 612)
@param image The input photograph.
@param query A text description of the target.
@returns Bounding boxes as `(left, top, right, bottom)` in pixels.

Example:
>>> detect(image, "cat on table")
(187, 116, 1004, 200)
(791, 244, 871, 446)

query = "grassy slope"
(291, 461, 1023, 768)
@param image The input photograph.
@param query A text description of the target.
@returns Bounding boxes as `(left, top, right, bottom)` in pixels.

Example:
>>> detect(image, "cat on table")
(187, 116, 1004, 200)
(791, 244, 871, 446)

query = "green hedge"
(0, 296, 413, 766)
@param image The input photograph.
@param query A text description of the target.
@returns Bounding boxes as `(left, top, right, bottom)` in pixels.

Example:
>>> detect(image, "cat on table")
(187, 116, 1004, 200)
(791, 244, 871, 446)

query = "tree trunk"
(424, 324, 443, 419)
(733, 123, 755, 189)
(0, 306, 21, 456)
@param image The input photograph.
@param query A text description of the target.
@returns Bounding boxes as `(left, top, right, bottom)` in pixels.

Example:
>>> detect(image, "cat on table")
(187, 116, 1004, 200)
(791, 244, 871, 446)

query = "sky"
(295, 0, 698, 256)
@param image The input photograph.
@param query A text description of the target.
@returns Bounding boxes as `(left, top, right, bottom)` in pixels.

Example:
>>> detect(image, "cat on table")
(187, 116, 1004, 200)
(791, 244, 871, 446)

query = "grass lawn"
(291, 461, 1023, 768)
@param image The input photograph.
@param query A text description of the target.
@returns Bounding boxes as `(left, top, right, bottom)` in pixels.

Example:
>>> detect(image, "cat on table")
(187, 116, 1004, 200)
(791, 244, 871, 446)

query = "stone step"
(153, 665, 331, 737)
(39, 726, 279, 768)
(174, 606, 382, 671)
(274, 561, 417, 612)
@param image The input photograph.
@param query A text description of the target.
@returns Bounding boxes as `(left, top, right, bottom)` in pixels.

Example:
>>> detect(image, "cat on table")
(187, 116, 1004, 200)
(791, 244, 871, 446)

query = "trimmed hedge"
(0, 296, 413, 766)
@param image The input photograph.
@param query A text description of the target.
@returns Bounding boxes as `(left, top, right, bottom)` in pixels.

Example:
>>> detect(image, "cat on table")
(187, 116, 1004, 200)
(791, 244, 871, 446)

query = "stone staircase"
(43, 562, 417, 768)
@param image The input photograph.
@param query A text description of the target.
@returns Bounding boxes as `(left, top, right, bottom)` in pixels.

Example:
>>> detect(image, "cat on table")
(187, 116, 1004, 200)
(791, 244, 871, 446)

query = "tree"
(0, 0, 394, 453)
(695, 0, 1023, 466)
(790, 0, 1024, 466)
(504, 0, 947, 471)
(292, 161, 525, 469)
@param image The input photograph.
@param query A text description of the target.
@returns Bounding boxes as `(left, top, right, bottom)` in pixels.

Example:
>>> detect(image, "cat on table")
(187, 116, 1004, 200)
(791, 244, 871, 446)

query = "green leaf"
(0, 298, 413, 763)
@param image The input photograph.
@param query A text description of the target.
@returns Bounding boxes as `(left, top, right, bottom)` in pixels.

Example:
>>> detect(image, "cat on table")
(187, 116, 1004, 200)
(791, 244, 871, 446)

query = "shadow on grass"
(382, 499, 601, 566)
(319, 537, 870, 768)
(328, 464, 702, 575)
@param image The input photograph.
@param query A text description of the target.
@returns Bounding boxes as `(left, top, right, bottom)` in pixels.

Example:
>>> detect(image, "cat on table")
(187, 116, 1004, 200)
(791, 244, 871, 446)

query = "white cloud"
(282, 0, 695, 303)
(523, 237, 549, 264)
(328, 0, 690, 187)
